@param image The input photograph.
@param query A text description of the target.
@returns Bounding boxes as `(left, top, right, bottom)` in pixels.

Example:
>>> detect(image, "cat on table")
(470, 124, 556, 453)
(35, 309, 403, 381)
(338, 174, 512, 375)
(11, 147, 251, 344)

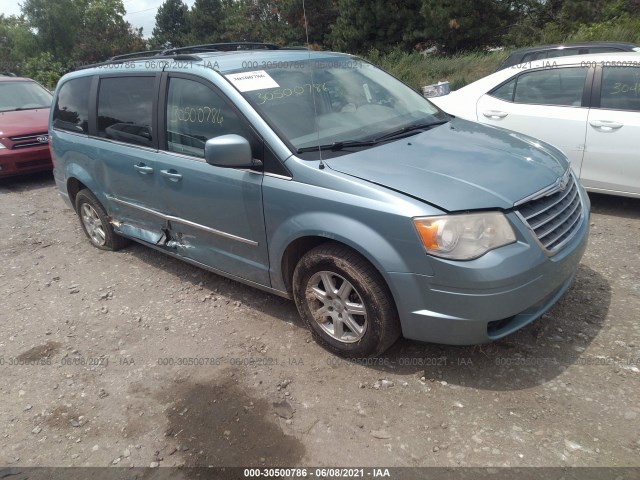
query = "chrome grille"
(516, 171, 583, 253)
(9, 132, 49, 149)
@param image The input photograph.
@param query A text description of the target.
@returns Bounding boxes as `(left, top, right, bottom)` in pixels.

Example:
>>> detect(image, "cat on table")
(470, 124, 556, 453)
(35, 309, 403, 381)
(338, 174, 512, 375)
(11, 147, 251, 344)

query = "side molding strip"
(108, 196, 259, 247)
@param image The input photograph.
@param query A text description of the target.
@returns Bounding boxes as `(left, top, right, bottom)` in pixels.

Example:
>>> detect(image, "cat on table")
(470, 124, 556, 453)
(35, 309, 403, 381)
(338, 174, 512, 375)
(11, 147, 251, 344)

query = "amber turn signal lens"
(414, 220, 441, 249)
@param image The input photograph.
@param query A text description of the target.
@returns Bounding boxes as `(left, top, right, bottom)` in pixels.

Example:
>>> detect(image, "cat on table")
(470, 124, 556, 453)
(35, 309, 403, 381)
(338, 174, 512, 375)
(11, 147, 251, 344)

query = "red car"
(0, 76, 54, 177)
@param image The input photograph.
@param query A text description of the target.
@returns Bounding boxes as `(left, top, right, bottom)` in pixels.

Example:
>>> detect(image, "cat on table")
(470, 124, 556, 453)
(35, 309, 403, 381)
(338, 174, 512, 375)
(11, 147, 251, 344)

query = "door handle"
(134, 163, 154, 174)
(482, 110, 508, 119)
(589, 120, 623, 131)
(160, 169, 183, 182)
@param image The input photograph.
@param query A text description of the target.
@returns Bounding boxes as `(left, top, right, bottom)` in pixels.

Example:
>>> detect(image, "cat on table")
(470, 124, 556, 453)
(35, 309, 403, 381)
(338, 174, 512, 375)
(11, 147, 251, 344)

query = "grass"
(368, 15, 640, 91)
(366, 49, 508, 91)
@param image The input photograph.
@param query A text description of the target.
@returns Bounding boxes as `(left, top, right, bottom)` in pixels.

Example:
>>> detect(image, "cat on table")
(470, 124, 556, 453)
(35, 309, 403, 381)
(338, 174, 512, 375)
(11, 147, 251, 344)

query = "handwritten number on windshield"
(256, 83, 329, 105)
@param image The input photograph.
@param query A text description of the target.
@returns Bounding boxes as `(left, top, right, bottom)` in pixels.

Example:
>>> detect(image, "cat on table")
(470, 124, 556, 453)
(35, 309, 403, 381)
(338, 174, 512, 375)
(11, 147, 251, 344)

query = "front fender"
(268, 211, 433, 293)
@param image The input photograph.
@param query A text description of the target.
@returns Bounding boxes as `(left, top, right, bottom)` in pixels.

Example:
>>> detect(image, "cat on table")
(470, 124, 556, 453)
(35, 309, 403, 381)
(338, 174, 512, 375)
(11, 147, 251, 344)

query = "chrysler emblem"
(558, 171, 570, 191)
(36, 135, 49, 143)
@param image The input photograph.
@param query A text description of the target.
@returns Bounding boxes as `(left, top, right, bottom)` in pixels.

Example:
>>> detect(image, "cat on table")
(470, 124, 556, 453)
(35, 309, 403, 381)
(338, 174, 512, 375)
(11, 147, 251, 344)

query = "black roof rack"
(109, 49, 164, 61)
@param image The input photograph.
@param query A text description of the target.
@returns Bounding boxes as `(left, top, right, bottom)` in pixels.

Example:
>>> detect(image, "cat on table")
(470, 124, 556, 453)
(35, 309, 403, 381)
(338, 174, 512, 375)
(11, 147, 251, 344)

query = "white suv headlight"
(413, 212, 516, 260)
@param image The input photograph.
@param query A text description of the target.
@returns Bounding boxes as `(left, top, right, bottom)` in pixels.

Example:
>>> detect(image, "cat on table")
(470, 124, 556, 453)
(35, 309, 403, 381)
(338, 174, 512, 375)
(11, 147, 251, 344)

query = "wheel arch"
(272, 213, 414, 297)
(64, 163, 103, 212)
(66, 177, 87, 211)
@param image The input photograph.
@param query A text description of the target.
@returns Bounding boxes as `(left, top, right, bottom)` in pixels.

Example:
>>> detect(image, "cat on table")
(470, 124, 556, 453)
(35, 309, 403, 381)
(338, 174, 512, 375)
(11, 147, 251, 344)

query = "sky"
(1, 0, 196, 39)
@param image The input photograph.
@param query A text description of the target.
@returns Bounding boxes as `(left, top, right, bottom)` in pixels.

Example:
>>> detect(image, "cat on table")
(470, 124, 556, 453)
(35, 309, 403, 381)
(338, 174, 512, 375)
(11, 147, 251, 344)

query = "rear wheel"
(75, 189, 129, 251)
(293, 242, 400, 357)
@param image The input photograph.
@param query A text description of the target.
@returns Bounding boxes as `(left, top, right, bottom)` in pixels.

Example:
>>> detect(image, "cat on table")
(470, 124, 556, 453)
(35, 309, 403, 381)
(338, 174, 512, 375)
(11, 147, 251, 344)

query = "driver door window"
(166, 77, 258, 158)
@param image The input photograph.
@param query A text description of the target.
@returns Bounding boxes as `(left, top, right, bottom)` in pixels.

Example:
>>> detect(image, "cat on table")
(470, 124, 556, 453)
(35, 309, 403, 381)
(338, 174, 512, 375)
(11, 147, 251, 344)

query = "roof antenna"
(302, 0, 325, 170)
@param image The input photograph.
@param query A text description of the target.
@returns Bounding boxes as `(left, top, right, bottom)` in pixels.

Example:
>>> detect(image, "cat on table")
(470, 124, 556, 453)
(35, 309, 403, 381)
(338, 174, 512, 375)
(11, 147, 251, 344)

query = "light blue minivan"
(50, 43, 590, 357)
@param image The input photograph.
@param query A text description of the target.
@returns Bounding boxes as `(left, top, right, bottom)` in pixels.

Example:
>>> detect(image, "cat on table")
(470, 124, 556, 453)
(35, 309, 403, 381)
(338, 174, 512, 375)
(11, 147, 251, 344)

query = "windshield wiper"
(297, 139, 377, 154)
(296, 120, 450, 154)
(373, 120, 449, 142)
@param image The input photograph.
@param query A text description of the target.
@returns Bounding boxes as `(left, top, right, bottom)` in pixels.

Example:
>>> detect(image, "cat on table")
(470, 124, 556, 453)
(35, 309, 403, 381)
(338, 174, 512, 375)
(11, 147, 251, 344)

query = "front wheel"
(75, 189, 129, 251)
(292, 243, 401, 357)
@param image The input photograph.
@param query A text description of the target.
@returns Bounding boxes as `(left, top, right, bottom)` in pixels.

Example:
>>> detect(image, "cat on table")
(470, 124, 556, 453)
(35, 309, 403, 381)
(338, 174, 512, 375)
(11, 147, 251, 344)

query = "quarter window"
(491, 78, 516, 102)
(599, 67, 640, 111)
(490, 67, 587, 106)
(97, 76, 155, 147)
(165, 77, 257, 158)
(53, 77, 92, 133)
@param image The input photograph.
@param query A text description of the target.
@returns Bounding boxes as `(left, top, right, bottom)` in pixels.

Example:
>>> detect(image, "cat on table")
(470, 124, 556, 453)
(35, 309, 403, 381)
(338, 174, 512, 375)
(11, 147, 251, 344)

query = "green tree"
(75, 0, 146, 64)
(0, 15, 38, 73)
(280, 0, 338, 46)
(20, 52, 68, 88)
(17, 0, 145, 80)
(216, 0, 292, 44)
(556, 0, 609, 25)
(241, 0, 291, 44)
(150, 0, 191, 49)
(188, 0, 224, 44)
(329, 0, 426, 53)
(421, 0, 515, 52)
(21, 0, 83, 58)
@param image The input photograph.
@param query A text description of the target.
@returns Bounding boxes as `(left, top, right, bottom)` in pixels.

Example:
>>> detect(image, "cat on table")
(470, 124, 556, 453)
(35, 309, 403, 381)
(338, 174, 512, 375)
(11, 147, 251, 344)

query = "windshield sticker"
(225, 70, 280, 92)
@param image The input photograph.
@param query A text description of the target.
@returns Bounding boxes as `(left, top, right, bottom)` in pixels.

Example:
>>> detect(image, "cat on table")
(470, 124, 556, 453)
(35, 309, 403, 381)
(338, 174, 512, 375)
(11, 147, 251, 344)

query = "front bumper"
(0, 145, 52, 177)
(389, 189, 590, 345)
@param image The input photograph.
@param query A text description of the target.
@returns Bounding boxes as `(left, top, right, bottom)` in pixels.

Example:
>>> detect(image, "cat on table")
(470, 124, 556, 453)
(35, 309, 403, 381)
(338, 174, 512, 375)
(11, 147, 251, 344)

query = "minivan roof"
(0, 76, 33, 82)
(75, 43, 355, 75)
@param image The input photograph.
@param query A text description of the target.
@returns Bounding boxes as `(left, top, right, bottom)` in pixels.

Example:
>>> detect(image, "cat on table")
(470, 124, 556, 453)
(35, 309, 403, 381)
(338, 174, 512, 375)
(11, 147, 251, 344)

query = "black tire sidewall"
(75, 190, 120, 251)
(293, 250, 391, 358)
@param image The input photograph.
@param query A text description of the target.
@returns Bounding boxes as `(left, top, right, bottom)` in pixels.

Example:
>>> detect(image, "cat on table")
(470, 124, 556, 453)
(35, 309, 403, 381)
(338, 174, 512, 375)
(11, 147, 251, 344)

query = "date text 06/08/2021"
(243, 467, 391, 478)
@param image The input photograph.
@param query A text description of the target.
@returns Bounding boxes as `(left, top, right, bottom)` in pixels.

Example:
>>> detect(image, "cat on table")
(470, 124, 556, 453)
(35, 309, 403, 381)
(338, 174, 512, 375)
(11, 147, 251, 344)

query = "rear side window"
(490, 67, 587, 106)
(165, 77, 259, 158)
(53, 77, 92, 133)
(97, 76, 155, 147)
(599, 67, 640, 111)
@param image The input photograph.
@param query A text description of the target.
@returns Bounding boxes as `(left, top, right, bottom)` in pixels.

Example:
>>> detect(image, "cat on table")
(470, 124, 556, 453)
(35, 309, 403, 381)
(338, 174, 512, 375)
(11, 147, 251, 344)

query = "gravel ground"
(0, 172, 639, 469)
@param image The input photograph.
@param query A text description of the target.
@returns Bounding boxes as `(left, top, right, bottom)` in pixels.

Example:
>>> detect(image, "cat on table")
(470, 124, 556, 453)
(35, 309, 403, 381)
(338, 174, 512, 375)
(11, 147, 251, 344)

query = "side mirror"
(204, 134, 254, 168)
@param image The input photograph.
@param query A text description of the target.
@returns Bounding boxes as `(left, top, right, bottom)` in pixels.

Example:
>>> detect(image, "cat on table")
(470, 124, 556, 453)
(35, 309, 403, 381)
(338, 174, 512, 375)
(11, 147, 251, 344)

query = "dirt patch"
(162, 374, 305, 467)
(17, 341, 61, 361)
(42, 405, 86, 430)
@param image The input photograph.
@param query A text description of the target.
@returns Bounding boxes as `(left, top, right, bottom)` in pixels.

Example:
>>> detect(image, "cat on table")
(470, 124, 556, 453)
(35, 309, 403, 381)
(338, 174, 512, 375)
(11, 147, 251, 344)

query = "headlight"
(0, 142, 6, 149)
(413, 212, 516, 260)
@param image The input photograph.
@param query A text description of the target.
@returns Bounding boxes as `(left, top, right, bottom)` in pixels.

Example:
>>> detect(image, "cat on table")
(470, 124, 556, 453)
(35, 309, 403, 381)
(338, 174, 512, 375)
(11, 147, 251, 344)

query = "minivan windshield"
(229, 58, 448, 156)
(0, 80, 53, 112)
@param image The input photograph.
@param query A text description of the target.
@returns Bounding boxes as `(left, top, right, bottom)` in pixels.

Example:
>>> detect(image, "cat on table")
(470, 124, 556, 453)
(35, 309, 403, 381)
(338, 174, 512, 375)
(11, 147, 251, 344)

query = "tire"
(292, 242, 401, 357)
(75, 189, 129, 251)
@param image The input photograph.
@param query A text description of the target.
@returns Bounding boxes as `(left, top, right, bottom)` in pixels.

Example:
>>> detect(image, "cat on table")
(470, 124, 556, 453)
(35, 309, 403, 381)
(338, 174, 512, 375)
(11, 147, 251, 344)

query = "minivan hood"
(0, 108, 50, 138)
(324, 118, 568, 211)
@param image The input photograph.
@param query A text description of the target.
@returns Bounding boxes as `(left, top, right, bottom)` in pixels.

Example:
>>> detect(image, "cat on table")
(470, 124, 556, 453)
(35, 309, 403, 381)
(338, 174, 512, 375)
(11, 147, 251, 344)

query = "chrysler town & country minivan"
(50, 43, 590, 357)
